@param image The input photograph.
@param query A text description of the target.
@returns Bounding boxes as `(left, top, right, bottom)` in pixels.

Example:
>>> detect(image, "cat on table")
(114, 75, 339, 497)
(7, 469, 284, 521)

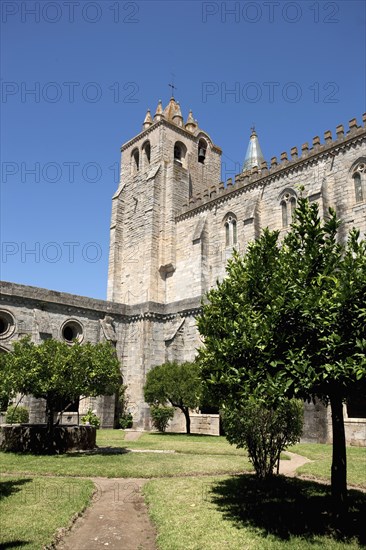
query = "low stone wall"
(325, 405, 366, 447)
(343, 418, 366, 447)
(166, 410, 220, 435)
(301, 401, 328, 444)
(0, 425, 96, 453)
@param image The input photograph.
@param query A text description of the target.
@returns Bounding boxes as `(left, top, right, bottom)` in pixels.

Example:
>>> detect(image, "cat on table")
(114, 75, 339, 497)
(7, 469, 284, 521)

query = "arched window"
(224, 214, 238, 247)
(225, 222, 230, 246)
(131, 148, 139, 174)
(281, 200, 288, 228)
(173, 141, 187, 166)
(279, 190, 297, 228)
(198, 138, 207, 164)
(142, 141, 151, 167)
(290, 196, 296, 218)
(352, 162, 365, 203)
(232, 219, 237, 244)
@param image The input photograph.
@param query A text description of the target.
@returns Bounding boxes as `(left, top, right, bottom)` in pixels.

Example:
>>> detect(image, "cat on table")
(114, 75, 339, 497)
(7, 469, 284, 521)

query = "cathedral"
(1, 97, 365, 445)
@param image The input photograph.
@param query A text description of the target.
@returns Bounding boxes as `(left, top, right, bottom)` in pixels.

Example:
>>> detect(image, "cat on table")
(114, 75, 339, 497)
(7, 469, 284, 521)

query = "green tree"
(5, 404, 29, 424)
(144, 361, 202, 434)
(0, 352, 12, 411)
(198, 197, 366, 516)
(0, 337, 121, 451)
(150, 405, 175, 432)
(223, 398, 303, 479)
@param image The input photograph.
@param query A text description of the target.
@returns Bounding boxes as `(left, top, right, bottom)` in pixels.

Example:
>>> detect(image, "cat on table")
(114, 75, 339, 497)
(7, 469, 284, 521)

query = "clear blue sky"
(1, 0, 365, 299)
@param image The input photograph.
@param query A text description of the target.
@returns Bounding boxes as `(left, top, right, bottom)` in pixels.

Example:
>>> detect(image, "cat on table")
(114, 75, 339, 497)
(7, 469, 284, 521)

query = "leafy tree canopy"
(198, 198, 366, 405)
(223, 398, 304, 479)
(144, 361, 202, 434)
(0, 337, 121, 438)
(198, 197, 366, 514)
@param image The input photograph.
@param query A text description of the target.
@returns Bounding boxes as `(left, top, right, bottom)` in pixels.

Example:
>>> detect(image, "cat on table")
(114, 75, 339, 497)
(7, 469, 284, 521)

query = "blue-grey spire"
(242, 127, 265, 172)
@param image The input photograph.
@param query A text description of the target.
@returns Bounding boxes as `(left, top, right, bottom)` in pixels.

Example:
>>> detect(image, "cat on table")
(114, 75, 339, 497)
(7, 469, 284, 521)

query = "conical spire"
(163, 96, 179, 122)
(154, 100, 164, 122)
(172, 101, 183, 127)
(142, 108, 153, 130)
(242, 127, 265, 172)
(185, 109, 198, 133)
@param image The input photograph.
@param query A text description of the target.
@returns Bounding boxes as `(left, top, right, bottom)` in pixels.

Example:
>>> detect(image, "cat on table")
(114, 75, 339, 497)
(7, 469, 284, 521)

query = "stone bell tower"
(107, 96, 222, 305)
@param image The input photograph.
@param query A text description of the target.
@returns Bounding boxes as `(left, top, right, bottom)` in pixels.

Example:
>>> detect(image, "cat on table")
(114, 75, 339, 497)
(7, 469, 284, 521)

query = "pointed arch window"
(173, 141, 187, 167)
(131, 148, 139, 175)
(198, 138, 207, 164)
(224, 214, 238, 247)
(174, 144, 182, 161)
(281, 200, 288, 228)
(352, 162, 365, 203)
(279, 190, 297, 228)
(142, 140, 151, 169)
(225, 222, 230, 246)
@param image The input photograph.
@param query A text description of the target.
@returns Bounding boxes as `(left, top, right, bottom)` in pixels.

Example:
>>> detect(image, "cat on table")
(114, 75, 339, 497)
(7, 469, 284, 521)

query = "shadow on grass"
(65, 446, 131, 456)
(0, 478, 32, 500)
(210, 475, 366, 545)
(2, 446, 132, 457)
(146, 432, 216, 438)
(0, 542, 29, 548)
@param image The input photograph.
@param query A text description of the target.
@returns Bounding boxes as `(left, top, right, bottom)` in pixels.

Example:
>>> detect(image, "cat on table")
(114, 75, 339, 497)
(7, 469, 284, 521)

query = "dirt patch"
(55, 477, 157, 550)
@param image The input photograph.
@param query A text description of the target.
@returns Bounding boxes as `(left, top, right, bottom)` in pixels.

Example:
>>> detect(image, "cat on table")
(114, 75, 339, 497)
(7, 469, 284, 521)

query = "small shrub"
(5, 405, 29, 424)
(115, 384, 135, 429)
(81, 409, 101, 429)
(223, 398, 303, 479)
(150, 405, 175, 432)
(119, 412, 133, 429)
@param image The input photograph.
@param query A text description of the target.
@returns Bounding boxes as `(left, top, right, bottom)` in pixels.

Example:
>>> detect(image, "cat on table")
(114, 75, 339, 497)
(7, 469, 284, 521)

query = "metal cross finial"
(168, 74, 177, 98)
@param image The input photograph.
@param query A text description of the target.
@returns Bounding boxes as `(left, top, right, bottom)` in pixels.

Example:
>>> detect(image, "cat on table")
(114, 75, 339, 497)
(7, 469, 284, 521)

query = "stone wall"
(326, 405, 366, 447)
(301, 401, 328, 444)
(163, 409, 220, 436)
(171, 120, 366, 302)
(1, 115, 365, 446)
(107, 119, 221, 305)
(0, 425, 96, 453)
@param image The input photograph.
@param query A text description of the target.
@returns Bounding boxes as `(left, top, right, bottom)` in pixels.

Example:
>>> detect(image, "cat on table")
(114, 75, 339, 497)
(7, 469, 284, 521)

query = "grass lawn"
(97, 429, 250, 455)
(1, 431, 364, 549)
(0, 449, 251, 478)
(0, 476, 94, 549)
(291, 444, 366, 488)
(144, 475, 366, 550)
(0, 431, 252, 478)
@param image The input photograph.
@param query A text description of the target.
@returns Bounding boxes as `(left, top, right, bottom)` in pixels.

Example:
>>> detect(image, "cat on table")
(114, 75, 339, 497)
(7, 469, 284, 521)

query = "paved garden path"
(278, 451, 312, 476)
(56, 477, 157, 550)
(55, 450, 310, 549)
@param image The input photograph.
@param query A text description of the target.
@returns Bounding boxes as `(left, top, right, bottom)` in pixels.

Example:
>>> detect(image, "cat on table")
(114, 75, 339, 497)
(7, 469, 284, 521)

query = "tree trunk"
(46, 401, 55, 454)
(330, 393, 348, 517)
(182, 408, 191, 434)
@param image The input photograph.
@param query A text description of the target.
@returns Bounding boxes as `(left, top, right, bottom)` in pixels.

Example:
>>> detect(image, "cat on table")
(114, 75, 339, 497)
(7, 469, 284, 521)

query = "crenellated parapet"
(177, 115, 366, 220)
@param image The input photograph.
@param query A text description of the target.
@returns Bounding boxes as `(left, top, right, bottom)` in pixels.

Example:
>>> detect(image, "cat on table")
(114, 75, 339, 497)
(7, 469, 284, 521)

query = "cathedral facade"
(1, 99, 365, 444)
